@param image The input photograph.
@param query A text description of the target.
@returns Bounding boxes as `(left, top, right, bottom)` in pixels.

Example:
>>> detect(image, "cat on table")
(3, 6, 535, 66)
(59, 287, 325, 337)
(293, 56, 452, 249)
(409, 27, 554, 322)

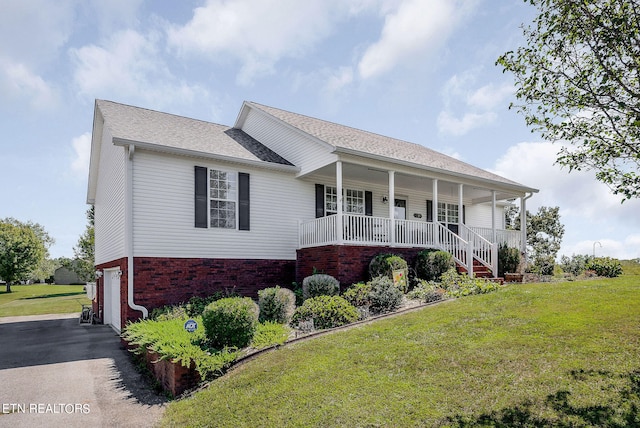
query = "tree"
(0, 219, 48, 292)
(497, 0, 640, 201)
(73, 207, 95, 282)
(514, 206, 565, 274)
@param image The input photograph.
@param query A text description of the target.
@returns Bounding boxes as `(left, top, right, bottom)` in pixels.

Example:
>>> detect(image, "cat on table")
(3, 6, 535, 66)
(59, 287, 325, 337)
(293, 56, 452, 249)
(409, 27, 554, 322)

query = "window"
(325, 186, 364, 214)
(210, 169, 236, 228)
(438, 202, 459, 223)
(195, 166, 250, 230)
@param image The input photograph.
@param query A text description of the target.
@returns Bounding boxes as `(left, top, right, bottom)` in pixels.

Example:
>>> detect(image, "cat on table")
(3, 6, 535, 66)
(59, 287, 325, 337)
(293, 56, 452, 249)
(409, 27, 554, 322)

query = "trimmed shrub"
(302, 274, 340, 300)
(202, 297, 259, 350)
(414, 249, 455, 281)
(251, 322, 290, 349)
(407, 280, 446, 303)
(257, 286, 296, 324)
(186, 289, 241, 318)
(342, 282, 372, 308)
(587, 257, 623, 278)
(498, 243, 521, 277)
(368, 276, 403, 315)
(369, 253, 409, 292)
(291, 295, 359, 330)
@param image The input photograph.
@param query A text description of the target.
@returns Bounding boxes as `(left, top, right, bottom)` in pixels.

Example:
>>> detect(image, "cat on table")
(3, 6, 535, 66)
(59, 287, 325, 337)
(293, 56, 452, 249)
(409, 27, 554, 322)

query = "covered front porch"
(297, 158, 534, 279)
(298, 213, 522, 278)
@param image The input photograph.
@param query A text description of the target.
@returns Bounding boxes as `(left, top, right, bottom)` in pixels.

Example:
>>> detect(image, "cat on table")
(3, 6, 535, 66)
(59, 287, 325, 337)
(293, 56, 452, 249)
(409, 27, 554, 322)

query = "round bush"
(258, 286, 296, 324)
(369, 253, 408, 280)
(414, 249, 455, 281)
(342, 282, 372, 308)
(302, 274, 340, 300)
(368, 276, 403, 315)
(202, 297, 259, 350)
(291, 295, 359, 330)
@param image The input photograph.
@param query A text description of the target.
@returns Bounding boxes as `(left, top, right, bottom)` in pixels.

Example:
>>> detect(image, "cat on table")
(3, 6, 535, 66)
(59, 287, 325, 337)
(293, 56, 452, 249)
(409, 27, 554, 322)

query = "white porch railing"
(469, 227, 522, 250)
(459, 224, 498, 277)
(299, 214, 474, 275)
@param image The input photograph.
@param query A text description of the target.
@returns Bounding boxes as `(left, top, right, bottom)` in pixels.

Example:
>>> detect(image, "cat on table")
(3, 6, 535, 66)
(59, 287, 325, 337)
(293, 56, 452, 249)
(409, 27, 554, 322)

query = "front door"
(103, 268, 121, 332)
(394, 199, 406, 220)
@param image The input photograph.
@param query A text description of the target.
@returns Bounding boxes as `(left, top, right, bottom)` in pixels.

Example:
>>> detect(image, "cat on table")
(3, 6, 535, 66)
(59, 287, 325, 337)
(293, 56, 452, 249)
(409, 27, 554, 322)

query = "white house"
(87, 100, 537, 331)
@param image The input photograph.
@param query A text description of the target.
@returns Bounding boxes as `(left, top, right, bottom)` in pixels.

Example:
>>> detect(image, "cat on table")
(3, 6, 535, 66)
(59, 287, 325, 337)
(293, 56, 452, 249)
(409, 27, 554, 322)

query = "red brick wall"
(296, 245, 424, 288)
(95, 257, 295, 325)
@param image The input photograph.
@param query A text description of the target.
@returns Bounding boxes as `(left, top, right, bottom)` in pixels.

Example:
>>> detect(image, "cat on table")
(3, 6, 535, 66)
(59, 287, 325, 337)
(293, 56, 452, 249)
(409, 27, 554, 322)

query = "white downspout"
(126, 145, 148, 319)
(521, 192, 534, 262)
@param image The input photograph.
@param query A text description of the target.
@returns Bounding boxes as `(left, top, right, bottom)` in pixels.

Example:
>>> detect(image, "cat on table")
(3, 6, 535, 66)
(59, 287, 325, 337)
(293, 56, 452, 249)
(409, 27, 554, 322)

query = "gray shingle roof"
(96, 100, 293, 166)
(247, 101, 529, 188)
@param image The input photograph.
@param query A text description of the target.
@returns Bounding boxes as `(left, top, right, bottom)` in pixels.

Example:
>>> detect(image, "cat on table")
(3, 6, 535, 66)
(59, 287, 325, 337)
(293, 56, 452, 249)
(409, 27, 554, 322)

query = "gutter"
(333, 146, 539, 195)
(126, 144, 148, 319)
(113, 137, 300, 174)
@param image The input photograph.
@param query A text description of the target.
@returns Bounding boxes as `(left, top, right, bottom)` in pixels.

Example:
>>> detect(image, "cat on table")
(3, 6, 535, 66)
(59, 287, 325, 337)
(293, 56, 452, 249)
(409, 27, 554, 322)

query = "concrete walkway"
(0, 314, 166, 428)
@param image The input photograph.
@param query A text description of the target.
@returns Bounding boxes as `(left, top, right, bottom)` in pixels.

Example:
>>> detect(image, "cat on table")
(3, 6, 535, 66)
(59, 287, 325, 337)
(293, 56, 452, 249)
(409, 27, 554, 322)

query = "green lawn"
(0, 284, 90, 317)
(162, 264, 640, 427)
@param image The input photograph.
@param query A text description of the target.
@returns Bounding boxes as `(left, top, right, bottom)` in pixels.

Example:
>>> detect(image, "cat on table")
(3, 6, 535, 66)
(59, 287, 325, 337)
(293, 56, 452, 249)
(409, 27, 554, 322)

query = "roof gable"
(95, 100, 293, 166)
(246, 101, 532, 190)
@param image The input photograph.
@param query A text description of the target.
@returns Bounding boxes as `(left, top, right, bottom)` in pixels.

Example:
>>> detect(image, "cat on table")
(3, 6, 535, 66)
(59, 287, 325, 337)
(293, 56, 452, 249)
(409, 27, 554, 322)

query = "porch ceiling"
(309, 162, 521, 202)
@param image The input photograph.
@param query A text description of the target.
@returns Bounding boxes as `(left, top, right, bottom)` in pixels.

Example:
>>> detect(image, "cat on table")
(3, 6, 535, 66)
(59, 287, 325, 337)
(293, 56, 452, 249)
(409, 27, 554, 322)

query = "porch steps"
(456, 259, 503, 284)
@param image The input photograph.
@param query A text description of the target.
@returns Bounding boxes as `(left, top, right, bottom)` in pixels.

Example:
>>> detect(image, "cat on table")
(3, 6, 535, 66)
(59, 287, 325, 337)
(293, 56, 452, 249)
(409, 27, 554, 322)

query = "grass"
(0, 284, 90, 317)
(162, 262, 640, 427)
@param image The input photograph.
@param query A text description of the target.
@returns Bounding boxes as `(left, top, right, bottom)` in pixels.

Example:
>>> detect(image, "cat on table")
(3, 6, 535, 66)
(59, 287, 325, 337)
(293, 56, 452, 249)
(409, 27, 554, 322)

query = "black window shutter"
(365, 191, 373, 216)
(315, 184, 325, 218)
(238, 172, 250, 230)
(426, 200, 433, 222)
(462, 205, 466, 224)
(194, 166, 208, 228)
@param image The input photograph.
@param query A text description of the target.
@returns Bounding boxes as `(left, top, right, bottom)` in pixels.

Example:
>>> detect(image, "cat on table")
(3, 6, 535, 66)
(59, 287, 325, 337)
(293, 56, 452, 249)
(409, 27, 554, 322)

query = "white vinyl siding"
(240, 107, 336, 175)
(309, 176, 467, 223)
(94, 123, 126, 265)
(465, 203, 505, 229)
(132, 150, 311, 260)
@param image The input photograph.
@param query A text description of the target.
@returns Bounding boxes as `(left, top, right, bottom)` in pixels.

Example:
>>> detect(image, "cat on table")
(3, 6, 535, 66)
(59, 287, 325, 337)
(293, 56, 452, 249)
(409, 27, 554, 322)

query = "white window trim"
(325, 185, 365, 215)
(209, 168, 238, 229)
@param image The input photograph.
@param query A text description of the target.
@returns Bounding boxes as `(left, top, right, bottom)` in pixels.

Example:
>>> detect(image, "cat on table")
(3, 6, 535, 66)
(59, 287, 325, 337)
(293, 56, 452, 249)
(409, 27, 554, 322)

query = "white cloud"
(324, 67, 355, 93)
(437, 72, 513, 136)
(358, 0, 477, 79)
(167, 0, 345, 85)
(0, 0, 74, 67)
(0, 60, 57, 109)
(563, 236, 640, 260)
(491, 141, 640, 259)
(71, 132, 91, 178)
(437, 111, 497, 137)
(467, 82, 514, 110)
(70, 30, 205, 109)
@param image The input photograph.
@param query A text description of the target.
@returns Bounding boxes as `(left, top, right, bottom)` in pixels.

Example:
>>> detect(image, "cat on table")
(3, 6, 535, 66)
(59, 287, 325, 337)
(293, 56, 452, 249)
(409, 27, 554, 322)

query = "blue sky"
(1, 0, 638, 260)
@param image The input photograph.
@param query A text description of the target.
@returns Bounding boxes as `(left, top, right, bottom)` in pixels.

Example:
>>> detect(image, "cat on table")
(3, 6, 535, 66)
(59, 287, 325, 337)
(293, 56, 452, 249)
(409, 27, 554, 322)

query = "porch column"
(388, 170, 395, 246)
(336, 160, 343, 244)
(432, 179, 438, 223)
(520, 195, 527, 255)
(458, 183, 464, 227)
(491, 190, 497, 243)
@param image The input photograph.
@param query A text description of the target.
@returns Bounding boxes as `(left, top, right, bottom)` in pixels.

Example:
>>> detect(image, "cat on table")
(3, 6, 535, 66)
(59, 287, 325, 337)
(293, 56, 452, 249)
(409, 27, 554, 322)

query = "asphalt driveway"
(0, 313, 166, 428)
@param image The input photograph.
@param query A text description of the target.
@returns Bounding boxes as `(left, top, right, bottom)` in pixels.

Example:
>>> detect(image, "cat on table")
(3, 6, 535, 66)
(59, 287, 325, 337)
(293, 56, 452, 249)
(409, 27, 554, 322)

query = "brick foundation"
(96, 257, 296, 324)
(296, 245, 424, 288)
